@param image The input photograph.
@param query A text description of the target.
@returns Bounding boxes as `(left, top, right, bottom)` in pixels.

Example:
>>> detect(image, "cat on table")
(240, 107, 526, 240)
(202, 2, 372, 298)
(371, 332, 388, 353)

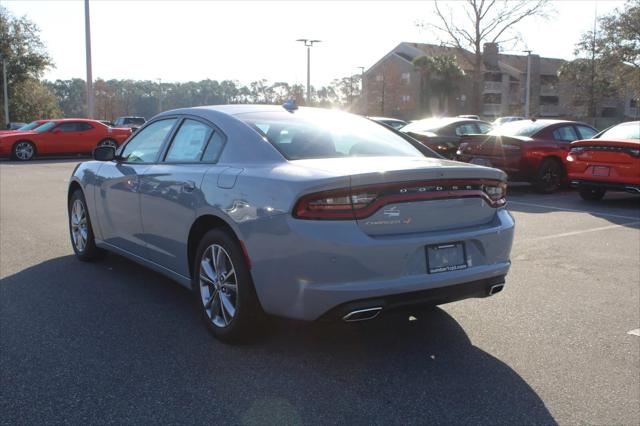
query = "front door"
(95, 118, 178, 257)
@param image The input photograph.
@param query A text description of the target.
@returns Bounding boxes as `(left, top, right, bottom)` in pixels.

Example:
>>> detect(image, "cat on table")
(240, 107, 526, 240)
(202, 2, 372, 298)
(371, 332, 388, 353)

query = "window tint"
(77, 122, 93, 131)
(120, 119, 176, 163)
(476, 122, 492, 134)
(202, 132, 225, 162)
(165, 119, 213, 162)
(455, 123, 477, 136)
(552, 126, 579, 141)
(57, 122, 80, 132)
(576, 125, 597, 139)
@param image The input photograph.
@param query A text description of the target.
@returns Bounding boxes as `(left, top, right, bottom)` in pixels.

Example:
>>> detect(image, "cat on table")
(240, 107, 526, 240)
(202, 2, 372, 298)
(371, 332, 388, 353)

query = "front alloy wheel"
(70, 199, 88, 252)
(199, 244, 238, 328)
(13, 141, 35, 161)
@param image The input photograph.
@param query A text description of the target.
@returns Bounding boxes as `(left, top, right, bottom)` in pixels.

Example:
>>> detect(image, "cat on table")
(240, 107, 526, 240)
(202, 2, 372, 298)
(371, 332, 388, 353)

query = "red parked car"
(567, 121, 640, 200)
(456, 119, 598, 193)
(0, 118, 132, 161)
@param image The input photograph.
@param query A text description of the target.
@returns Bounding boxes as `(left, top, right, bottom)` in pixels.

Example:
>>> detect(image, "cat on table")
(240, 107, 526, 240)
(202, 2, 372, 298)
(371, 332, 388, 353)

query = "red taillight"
(293, 179, 507, 220)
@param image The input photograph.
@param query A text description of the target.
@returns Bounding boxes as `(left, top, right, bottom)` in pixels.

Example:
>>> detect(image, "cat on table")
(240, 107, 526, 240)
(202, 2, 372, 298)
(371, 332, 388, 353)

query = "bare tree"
(420, 0, 549, 114)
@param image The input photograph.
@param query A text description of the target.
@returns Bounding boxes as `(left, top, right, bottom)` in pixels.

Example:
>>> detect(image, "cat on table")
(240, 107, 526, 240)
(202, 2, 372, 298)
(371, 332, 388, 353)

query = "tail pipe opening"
(342, 307, 383, 322)
(488, 284, 504, 296)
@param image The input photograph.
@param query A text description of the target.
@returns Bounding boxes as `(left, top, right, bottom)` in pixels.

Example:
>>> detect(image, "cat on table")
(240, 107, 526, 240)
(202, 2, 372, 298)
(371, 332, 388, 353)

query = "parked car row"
(0, 118, 134, 161)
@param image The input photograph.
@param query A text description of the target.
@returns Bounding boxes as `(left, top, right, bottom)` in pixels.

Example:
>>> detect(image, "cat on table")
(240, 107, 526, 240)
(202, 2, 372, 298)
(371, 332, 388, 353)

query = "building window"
(631, 99, 638, 108)
(401, 72, 410, 84)
(483, 93, 501, 104)
(376, 74, 383, 82)
(601, 107, 618, 118)
(401, 95, 411, 102)
(540, 74, 559, 85)
(540, 96, 559, 105)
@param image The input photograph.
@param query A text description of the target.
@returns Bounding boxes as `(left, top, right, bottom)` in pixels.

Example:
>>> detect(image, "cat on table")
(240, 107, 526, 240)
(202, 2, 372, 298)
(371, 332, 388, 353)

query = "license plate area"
(592, 166, 610, 176)
(426, 242, 468, 274)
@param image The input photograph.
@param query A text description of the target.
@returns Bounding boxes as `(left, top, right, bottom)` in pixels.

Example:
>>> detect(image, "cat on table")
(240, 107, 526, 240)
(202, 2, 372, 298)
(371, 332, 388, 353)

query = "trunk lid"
(293, 156, 506, 236)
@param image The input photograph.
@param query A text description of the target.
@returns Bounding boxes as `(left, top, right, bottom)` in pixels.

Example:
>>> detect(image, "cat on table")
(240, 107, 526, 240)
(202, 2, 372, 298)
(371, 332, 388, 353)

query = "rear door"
(139, 117, 226, 276)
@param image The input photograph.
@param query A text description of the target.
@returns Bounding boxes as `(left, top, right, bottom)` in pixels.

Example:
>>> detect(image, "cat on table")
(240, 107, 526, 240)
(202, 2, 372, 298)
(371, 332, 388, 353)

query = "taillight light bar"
(294, 179, 507, 220)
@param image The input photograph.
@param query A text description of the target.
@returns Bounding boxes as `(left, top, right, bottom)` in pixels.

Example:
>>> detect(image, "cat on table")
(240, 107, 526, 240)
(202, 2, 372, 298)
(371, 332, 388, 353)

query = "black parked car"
(400, 117, 492, 159)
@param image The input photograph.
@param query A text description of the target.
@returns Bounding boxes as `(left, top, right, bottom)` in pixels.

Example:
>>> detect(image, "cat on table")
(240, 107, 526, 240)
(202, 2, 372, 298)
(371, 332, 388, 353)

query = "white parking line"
(509, 200, 640, 221)
(628, 329, 640, 337)
(527, 221, 640, 242)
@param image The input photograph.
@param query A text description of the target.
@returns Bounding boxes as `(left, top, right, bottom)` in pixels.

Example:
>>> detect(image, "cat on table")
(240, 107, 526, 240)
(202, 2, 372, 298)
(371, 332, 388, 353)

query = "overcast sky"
(4, 0, 626, 87)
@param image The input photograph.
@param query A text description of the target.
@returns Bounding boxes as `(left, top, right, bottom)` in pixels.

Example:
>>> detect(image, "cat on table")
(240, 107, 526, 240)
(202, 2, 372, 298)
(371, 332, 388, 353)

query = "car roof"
(48, 118, 101, 123)
(368, 116, 406, 122)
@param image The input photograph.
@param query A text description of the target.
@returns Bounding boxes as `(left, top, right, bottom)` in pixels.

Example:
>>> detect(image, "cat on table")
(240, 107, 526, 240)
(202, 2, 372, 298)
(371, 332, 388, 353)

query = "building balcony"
(482, 103, 502, 116)
(539, 104, 559, 116)
(483, 81, 503, 93)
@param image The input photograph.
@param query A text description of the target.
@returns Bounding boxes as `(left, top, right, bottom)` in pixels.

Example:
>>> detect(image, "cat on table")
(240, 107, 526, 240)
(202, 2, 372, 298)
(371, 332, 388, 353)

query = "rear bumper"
(320, 275, 506, 321)
(241, 208, 515, 321)
(570, 179, 640, 193)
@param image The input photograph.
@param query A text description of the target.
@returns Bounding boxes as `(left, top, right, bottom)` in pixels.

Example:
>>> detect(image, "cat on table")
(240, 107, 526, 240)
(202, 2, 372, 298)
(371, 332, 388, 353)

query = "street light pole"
(0, 55, 9, 127)
(524, 50, 532, 118)
(357, 66, 365, 113)
(296, 39, 321, 105)
(84, 0, 94, 118)
(156, 78, 162, 112)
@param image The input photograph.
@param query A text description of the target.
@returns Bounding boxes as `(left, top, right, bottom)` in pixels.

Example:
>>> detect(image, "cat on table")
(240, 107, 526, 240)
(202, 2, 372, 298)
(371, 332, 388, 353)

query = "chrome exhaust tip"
(488, 284, 504, 296)
(342, 307, 383, 322)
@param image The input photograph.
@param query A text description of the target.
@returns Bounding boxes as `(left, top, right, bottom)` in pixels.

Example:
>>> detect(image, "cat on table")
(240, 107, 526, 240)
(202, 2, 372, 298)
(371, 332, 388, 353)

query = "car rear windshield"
(238, 110, 423, 160)
(401, 118, 449, 133)
(488, 120, 547, 137)
(597, 122, 640, 140)
(124, 118, 145, 125)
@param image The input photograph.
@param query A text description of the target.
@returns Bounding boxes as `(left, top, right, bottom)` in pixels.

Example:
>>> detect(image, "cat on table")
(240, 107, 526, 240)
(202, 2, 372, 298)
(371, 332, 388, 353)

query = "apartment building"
(363, 42, 639, 122)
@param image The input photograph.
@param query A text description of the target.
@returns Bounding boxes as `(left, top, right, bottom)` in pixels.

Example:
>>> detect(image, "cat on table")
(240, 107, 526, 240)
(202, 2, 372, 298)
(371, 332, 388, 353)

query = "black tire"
(533, 158, 564, 194)
(11, 140, 36, 161)
(579, 186, 606, 201)
(97, 138, 118, 149)
(68, 189, 105, 261)
(193, 228, 263, 342)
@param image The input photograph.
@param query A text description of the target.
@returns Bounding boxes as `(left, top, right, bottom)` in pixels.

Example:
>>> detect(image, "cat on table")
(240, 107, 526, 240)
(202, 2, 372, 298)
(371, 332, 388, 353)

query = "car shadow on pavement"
(0, 254, 556, 425)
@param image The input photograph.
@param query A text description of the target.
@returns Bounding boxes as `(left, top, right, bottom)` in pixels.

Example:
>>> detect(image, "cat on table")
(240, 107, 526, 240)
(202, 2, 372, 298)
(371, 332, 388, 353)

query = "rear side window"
(120, 119, 177, 163)
(576, 125, 597, 140)
(202, 132, 225, 162)
(57, 122, 80, 132)
(77, 123, 93, 131)
(552, 126, 579, 142)
(455, 123, 477, 136)
(165, 119, 213, 162)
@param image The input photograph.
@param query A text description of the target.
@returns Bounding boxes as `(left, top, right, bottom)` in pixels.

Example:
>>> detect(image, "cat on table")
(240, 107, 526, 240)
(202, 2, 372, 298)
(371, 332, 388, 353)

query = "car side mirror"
(93, 146, 116, 161)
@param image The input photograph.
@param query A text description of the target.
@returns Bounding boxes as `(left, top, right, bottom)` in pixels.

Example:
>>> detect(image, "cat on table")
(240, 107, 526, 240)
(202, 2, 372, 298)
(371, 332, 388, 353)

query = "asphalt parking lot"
(1, 159, 639, 425)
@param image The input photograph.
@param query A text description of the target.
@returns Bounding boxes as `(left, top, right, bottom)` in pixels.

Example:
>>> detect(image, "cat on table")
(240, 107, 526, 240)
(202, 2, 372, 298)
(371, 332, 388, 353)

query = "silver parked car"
(68, 104, 515, 341)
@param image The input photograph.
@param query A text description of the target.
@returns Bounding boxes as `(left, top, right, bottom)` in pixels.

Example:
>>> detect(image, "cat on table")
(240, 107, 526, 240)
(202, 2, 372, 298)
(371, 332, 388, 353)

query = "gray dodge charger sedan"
(68, 104, 515, 341)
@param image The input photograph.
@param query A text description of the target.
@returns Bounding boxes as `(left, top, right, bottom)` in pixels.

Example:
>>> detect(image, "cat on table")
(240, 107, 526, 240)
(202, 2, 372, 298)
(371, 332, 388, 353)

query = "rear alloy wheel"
(12, 141, 36, 161)
(533, 158, 564, 194)
(68, 190, 105, 261)
(97, 139, 118, 149)
(194, 229, 262, 342)
(579, 186, 606, 201)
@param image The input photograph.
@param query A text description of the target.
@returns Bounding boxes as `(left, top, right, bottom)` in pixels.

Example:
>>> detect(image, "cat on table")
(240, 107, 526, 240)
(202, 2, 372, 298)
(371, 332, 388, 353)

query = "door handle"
(182, 180, 196, 193)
